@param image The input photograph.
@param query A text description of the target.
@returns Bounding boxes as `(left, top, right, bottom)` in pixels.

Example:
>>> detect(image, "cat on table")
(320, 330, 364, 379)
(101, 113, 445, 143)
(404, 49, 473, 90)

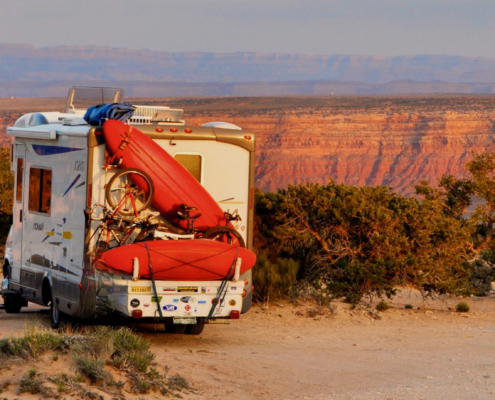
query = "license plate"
(173, 317, 197, 325)
(131, 287, 151, 293)
(177, 286, 198, 293)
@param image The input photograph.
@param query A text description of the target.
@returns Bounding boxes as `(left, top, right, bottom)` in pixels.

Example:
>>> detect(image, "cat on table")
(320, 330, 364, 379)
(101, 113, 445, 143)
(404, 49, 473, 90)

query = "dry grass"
(0, 323, 194, 398)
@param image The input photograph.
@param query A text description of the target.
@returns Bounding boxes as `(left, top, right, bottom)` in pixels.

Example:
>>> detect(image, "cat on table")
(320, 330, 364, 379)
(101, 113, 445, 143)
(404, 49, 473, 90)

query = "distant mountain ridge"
(2, 43, 495, 84)
(2, 44, 495, 96)
(2, 79, 495, 98)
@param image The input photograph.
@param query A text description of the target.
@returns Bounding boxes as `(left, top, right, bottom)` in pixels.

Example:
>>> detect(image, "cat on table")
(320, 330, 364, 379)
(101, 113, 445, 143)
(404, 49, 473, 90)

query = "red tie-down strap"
(104, 126, 135, 169)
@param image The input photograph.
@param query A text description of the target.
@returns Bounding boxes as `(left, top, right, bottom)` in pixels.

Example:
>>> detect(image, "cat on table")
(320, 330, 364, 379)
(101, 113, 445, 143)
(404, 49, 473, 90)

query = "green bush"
(405, 304, 413, 309)
(255, 181, 472, 303)
(111, 327, 154, 373)
(73, 355, 109, 383)
(456, 302, 470, 313)
(0, 325, 65, 358)
(252, 250, 299, 302)
(376, 300, 390, 311)
(469, 251, 495, 296)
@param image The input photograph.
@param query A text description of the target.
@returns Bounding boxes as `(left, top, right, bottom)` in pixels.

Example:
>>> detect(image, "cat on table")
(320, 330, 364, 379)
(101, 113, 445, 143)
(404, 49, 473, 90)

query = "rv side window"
(174, 154, 202, 183)
(28, 168, 52, 214)
(15, 158, 23, 202)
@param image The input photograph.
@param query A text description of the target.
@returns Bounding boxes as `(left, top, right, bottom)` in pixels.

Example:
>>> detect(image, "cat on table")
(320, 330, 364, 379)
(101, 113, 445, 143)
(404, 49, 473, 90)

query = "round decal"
(185, 305, 191, 311)
(130, 299, 140, 308)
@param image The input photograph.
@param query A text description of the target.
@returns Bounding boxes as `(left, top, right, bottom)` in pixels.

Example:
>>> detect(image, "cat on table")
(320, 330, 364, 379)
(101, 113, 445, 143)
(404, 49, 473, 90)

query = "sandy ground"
(0, 290, 494, 399)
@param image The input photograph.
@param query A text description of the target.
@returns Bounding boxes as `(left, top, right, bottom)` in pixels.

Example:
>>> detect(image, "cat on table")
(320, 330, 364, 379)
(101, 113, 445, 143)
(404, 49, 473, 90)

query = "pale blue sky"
(0, 0, 493, 57)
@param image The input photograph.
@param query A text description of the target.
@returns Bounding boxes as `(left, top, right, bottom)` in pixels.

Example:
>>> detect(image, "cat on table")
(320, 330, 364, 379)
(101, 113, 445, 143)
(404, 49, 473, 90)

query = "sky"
(0, 0, 494, 57)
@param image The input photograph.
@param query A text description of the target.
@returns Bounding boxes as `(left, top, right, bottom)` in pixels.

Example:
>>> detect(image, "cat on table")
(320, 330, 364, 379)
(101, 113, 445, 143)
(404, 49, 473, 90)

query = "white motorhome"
(3, 87, 255, 334)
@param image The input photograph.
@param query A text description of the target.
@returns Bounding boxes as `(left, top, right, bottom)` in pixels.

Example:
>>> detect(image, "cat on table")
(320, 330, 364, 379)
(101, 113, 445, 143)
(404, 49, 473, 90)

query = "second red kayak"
(99, 240, 256, 281)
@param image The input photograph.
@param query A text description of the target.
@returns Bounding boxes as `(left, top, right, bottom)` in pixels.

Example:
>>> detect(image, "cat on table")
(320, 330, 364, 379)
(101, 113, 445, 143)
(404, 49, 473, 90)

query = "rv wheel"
(50, 297, 63, 329)
(4, 295, 23, 313)
(185, 321, 205, 335)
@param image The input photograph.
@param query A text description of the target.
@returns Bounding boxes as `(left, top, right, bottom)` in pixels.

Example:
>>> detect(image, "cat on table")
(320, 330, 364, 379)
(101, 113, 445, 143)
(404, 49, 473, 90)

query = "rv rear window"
(28, 168, 52, 214)
(16, 158, 23, 202)
(174, 154, 202, 183)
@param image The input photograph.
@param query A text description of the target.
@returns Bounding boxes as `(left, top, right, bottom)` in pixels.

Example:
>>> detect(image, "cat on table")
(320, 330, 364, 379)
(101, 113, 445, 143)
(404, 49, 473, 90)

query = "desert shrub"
(256, 181, 472, 302)
(468, 251, 495, 296)
(167, 374, 191, 392)
(18, 370, 43, 394)
(0, 147, 13, 214)
(111, 327, 154, 373)
(71, 327, 154, 380)
(0, 325, 65, 358)
(0, 325, 192, 397)
(252, 250, 299, 302)
(376, 300, 390, 311)
(71, 327, 114, 361)
(456, 302, 470, 312)
(48, 373, 76, 394)
(405, 304, 413, 309)
(73, 355, 109, 383)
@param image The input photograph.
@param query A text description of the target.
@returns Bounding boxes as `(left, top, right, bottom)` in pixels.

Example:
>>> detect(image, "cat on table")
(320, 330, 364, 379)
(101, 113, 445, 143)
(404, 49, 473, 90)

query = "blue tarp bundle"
(83, 103, 136, 126)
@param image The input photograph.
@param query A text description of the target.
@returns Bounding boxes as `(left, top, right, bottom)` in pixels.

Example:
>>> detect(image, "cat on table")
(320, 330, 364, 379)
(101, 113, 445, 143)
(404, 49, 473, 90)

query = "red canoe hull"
(102, 120, 226, 231)
(100, 240, 256, 281)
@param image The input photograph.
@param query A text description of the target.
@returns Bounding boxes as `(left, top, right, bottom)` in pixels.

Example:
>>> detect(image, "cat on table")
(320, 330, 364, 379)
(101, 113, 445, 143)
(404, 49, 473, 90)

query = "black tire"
(185, 322, 205, 335)
(106, 169, 155, 216)
(4, 295, 23, 314)
(50, 295, 62, 329)
(203, 226, 246, 248)
(164, 324, 187, 334)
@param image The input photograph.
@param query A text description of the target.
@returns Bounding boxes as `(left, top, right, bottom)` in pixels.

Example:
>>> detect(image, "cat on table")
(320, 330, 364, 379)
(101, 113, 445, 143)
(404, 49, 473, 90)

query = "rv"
(2, 87, 255, 334)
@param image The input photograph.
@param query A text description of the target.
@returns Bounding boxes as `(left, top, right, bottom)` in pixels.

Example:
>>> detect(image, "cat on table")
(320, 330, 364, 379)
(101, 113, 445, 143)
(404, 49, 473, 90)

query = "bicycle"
(100, 167, 246, 247)
(165, 204, 245, 247)
(88, 203, 159, 250)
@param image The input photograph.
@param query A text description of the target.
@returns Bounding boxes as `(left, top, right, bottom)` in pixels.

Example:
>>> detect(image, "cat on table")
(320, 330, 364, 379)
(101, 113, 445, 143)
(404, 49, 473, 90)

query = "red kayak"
(99, 240, 256, 281)
(102, 120, 226, 231)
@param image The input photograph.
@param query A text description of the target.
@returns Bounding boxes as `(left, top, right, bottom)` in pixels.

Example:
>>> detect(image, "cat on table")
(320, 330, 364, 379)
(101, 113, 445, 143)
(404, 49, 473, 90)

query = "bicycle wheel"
(202, 225, 246, 248)
(106, 169, 155, 216)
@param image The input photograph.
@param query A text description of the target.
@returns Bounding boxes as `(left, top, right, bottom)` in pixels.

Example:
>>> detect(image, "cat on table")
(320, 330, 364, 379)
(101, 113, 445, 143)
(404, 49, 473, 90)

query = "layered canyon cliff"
(1, 96, 495, 195)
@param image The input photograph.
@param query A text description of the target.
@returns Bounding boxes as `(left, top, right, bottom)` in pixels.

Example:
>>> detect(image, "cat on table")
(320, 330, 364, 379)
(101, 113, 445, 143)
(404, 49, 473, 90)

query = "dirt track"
(1, 292, 495, 399)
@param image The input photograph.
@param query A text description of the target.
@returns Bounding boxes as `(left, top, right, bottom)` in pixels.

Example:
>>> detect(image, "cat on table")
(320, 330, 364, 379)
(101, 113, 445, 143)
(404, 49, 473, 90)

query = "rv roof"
(7, 122, 92, 140)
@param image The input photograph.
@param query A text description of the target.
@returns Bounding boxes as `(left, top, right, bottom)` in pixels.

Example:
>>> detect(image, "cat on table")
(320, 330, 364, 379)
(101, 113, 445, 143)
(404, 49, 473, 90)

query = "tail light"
(212, 298, 218, 305)
(230, 310, 240, 319)
(251, 285, 255, 292)
(132, 310, 142, 319)
(242, 290, 247, 298)
(244, 279, 249, 286)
